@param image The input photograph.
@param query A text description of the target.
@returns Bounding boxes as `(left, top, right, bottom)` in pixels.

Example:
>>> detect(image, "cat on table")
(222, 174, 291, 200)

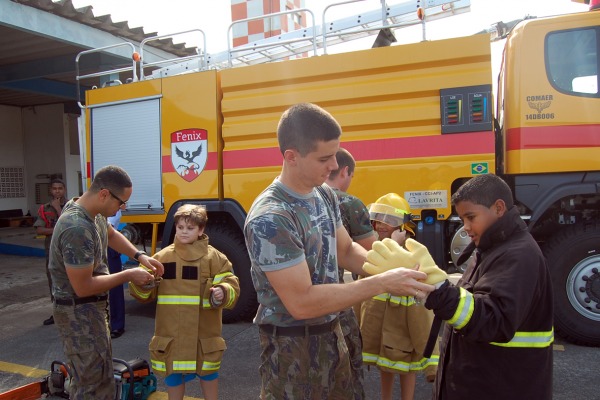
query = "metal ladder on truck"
(75, 0, 471, 101)
(139, 0, 471, 79)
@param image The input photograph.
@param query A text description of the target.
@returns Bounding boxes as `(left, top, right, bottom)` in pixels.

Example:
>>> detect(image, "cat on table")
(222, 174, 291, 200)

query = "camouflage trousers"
(258, 320, 353, 400)
(339, 308, 365, 400)
(54, 300, 115, 400)
(44, 238, 53, 301)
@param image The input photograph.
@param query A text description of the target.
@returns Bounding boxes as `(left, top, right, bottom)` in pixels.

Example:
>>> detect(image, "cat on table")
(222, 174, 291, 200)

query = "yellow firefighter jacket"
(360, 293, 439, 378)
(129, 235, 240, 377)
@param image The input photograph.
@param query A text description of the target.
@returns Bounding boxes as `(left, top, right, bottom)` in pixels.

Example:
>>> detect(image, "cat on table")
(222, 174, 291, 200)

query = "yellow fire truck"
(77, 1, 600, 345)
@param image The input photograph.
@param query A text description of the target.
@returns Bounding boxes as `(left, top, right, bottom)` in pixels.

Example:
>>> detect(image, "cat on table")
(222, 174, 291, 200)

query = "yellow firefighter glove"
(363, 238, 409, 275)
(401, 238, 448, 285)
(363, 238, 448, 285)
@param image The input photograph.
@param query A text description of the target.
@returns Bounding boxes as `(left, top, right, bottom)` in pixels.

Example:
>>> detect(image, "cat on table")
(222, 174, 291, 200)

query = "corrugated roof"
(12, 0, 197, 57)
(0, 0, 197, 107)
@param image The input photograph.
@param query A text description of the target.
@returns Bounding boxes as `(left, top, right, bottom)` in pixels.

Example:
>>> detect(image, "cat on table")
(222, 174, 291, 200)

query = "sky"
(69, 0, 589, 55)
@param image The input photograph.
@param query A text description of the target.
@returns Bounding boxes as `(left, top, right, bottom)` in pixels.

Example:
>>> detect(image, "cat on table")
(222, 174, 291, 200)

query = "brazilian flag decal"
(471, 163, 488, 175)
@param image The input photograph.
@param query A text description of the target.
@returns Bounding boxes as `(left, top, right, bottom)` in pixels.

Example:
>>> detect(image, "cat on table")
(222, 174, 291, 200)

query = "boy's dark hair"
(50, 178, 65, 187)
(452, 174, 514, 208)
(277, 103, 342, 156)
(328, 148, 355, 180)
(89, 165, 132, 195)
(174, 204, 208, 229)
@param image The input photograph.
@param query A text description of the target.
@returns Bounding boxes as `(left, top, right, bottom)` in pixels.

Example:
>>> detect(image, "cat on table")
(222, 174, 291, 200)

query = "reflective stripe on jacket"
(129, 235, 240, 377)
(426, 207, 553, 400)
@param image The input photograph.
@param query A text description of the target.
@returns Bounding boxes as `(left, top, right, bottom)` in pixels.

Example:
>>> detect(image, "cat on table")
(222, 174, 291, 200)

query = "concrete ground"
(1, 226, 599, 399)
(0, 226, 437, 399)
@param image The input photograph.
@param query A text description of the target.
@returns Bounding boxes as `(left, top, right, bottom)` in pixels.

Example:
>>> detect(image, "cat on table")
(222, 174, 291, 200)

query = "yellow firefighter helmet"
(369, 193, 416, 235)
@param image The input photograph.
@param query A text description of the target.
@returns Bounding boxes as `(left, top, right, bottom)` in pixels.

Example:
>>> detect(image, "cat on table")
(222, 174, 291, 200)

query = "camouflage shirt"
(34, 201, 65, 250)
(48, 199, 110, 299)
(333, 188, 375, 242)
(333, 188, 376, 284)
(33, 202, 61, 229)
(245, 179, 342, 327)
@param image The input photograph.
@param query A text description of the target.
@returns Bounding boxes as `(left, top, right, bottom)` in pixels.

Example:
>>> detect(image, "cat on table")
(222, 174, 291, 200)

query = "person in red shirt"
(33, 178, 66, 325)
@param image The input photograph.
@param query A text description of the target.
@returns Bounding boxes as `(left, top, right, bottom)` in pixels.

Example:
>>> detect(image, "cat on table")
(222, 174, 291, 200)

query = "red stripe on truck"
(507, 125, 600, 151)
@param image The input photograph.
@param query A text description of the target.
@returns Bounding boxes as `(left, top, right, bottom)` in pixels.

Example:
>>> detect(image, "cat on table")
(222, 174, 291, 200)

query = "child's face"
(455, 199, 505, 246)
(374, 220, 399, 240)
(175, 218, 204, 245)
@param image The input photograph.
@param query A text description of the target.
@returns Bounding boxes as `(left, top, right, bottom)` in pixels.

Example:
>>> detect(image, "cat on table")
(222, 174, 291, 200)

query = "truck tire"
(205, 221, 258, 323)
(121, 223, 141, 245)
(542, 222, 600, 346)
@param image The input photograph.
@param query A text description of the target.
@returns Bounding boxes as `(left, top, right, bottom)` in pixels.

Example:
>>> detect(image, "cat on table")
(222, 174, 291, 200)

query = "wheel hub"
(449, 226, 472, 273)
(567, 255, 600, 321)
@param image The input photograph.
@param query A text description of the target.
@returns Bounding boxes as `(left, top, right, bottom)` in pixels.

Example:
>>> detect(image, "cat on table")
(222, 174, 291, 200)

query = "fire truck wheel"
(121, 223, 141, 245)
(205, 221, 258, 323)
(543, 222, 600, 346)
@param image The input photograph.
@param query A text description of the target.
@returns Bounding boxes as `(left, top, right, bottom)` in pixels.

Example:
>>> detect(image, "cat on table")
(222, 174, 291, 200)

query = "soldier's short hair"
(89, 165, 132, 195)
(277, 103, 342, 156)
(328, 148, 355, 180)
(174, 204, 208, 229)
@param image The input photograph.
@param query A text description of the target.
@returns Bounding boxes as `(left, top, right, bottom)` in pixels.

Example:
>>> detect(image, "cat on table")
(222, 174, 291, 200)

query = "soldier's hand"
(138, 255, 164, 277)
(129, 267, 155, 287)
(378, 267, 434, 299)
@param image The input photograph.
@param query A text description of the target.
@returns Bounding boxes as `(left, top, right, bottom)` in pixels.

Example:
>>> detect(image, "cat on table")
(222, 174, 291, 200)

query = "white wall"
(0, 104, 27, 213)
(22, 104, 68, 215)
(0, 104, 83, 218)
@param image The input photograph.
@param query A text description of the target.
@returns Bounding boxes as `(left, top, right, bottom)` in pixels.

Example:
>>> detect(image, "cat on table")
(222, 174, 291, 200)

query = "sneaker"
(43, 315, 54, 325)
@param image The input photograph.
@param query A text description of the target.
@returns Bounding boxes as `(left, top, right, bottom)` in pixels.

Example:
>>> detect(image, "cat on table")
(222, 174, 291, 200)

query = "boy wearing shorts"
(130, 204, 240, 400)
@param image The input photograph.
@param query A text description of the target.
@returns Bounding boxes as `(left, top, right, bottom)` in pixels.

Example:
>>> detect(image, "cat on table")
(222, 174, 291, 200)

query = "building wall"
(0, 105, 27, 214)
(0, 104, 82, 218)
(231, 0, 306, 47)
(22, 104, 67, 215)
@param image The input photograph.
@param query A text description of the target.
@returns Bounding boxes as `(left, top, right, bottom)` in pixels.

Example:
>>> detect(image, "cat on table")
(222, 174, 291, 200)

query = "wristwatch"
(133, 250, 147, 261)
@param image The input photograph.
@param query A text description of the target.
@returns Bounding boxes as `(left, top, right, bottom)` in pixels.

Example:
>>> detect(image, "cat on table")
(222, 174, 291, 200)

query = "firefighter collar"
(174, 234, 208, 262)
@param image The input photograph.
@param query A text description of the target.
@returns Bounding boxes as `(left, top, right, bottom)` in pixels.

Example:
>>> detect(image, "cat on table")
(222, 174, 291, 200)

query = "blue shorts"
(164, 372, 218, 387)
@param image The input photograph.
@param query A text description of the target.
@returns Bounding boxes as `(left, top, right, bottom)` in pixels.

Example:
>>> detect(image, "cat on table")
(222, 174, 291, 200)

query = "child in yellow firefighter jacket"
(129, 204, 240, 400)
(360, 194, 439, 400)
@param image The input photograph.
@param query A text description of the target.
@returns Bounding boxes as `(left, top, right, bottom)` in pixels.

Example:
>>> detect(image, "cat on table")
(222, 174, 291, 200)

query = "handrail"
(320, 0, 469, 54)
(76, 1, 471, 83)
(226, 8, 317, 67)
(139, 29, 207, 80)
(321, 0, 367, 55)
(75, 42, 137, 109)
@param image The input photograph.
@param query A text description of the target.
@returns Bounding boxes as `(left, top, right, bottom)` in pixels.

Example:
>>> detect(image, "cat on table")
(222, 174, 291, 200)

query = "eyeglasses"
(103, 188, 127, 207)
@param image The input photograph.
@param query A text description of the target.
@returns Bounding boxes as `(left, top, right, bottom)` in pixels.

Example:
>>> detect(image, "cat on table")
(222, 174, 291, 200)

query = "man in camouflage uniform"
(326, 148, 378, 400)
(33, 178, 66, 325)
(244, 103, 434, 400)
(49, 165, 164, 400)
